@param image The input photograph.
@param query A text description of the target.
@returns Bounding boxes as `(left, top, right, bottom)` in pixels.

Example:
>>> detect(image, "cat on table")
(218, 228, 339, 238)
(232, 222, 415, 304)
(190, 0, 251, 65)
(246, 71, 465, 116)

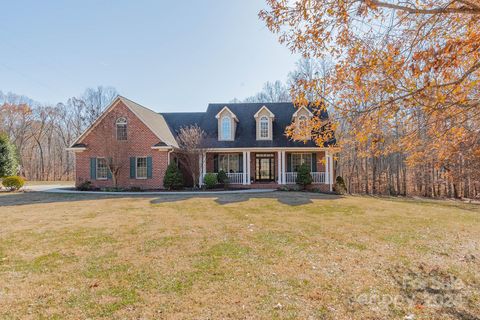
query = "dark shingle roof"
(161, 103, 334, 148)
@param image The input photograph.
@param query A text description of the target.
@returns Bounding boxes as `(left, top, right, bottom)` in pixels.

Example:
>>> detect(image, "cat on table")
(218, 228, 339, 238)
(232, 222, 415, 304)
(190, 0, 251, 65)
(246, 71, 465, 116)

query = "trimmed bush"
(296, 163, 313, 189)
(163, 163, 184, 190)
(77, 181, 93, 191)
(216, 170, 229, 187)
(2, 176, 25, 191)
(203, 173, 218, 189)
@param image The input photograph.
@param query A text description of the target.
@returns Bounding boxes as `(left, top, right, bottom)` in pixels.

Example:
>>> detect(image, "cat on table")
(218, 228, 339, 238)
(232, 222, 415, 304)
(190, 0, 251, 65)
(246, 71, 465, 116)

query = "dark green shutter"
(287, 154, 292, 172)
(107, 158, 112, 179)
(311, 153, 317, 172)
(90, 158, 96, 180)
(239, 153, 243, 173)
(130, 157, 136, 179)
(213, 154, 218, 173)
(147, 156, 152, 178)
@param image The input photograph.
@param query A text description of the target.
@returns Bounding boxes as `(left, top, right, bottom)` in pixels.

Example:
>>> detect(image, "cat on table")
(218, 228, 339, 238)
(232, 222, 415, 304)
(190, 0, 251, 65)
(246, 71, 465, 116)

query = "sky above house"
(0, 0, 300, 112)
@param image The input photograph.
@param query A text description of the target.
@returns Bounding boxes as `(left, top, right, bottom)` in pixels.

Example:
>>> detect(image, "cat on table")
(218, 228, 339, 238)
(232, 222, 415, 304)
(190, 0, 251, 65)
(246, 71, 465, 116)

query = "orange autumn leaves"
(260, 0, 480, 174)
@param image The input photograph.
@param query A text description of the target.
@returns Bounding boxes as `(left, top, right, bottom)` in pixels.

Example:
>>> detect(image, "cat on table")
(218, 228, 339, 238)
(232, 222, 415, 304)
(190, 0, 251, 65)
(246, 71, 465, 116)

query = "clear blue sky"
(0, 0, 299, 112)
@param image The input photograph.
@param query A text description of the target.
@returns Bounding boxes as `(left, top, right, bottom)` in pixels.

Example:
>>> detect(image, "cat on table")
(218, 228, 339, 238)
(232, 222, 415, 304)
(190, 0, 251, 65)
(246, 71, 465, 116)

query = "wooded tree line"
(0, 87, 117, 181)
(260, 0, 480, 199)
(4, 0, 480, 201)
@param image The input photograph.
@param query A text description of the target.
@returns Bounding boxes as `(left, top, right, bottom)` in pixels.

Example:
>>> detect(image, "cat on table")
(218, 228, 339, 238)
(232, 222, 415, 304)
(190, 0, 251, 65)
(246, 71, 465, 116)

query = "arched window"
(221, 116, 231, 140)
(116, 117, 127, 141)
(260, 116, 269, 138)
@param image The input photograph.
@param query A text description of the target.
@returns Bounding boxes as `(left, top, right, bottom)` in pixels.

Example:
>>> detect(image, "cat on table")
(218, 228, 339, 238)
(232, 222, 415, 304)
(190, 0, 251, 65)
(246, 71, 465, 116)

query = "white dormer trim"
(292, 106, 313, 118)
(254, 105, 275, 119)
(255, 106, 275, 141)
(216, 106, 238, 141)
(215, 106, 238, 121)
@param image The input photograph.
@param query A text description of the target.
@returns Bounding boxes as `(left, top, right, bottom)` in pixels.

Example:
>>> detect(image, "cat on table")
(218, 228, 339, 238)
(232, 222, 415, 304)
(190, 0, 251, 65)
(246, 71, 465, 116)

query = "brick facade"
(75, 101, 169, 189)
(71, 98, 334, 191)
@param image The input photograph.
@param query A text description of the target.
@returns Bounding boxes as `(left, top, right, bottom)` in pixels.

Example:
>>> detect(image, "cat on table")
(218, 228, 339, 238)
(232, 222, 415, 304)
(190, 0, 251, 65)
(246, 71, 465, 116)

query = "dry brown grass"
(0, 191, 479, 319)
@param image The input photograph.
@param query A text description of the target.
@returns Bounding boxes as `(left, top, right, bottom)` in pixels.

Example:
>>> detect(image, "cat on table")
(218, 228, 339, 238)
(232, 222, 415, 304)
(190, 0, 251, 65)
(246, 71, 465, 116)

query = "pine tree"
(296, 163, 312, 189)
(0, 133, 19, 178)
(163, 163, 184, 190)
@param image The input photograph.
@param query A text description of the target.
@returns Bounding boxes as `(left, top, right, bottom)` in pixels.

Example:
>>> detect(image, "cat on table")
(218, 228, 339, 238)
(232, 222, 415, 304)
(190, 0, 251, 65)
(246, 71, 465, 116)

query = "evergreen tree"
(296, 163, 312, 189)
(0, 133, 19, 178)
(163, 163, 184, 190)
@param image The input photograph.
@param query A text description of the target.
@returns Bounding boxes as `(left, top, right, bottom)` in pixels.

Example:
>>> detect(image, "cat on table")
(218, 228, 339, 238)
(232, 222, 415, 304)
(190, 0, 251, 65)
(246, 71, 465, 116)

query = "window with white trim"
(218, 154, 239, 173)
(259, 116, 269, 138)
(221, 116, 232, 140)
(298, 115, 308, 129)
(116, 117, 127, 140)
(96, 158, 108, 180)
(291, 153, 312, 172)
(136, 157, 147, 179)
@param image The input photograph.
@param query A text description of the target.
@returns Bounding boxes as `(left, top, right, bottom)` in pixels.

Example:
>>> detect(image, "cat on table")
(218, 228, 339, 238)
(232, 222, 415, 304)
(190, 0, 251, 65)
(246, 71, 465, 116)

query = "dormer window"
(216, 106, 238, 141)
(221, 116, 232, 140)
(298, 115, 307, 129)
(292, 106, 313, 140)
(260, 116, 269, 139)
(254, 106, 275, 140)
(116, 117, 127, 140)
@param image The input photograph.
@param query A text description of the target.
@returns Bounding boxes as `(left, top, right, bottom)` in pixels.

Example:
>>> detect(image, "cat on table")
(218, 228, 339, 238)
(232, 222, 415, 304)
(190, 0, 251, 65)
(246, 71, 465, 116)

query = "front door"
(255, 153, 275, 182)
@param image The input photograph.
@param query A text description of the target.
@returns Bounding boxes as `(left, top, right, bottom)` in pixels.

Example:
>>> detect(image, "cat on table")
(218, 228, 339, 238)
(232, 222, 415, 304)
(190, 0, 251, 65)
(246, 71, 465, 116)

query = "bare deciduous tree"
(176, 125, 209, 188)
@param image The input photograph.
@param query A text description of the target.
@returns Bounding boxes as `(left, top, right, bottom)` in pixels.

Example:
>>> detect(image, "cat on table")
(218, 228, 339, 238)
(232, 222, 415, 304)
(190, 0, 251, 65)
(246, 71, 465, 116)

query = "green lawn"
(0, 191, 479, 319)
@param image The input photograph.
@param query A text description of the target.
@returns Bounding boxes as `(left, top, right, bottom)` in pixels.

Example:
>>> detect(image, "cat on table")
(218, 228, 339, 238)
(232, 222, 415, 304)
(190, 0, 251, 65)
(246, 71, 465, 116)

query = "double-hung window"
(96, 158, 108, 180)
(259, 116, 269, 139)
(291, 153, 312, 172)
(116, 117, 127, 141)
(136, 157, 147, 179)
(221, 116, 232, 140)
(218, 154, 239, 173)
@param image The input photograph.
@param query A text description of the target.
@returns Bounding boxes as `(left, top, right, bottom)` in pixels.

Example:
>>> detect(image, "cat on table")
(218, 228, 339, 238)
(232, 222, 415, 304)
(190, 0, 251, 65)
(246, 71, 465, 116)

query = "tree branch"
(366, 0, 480, 15)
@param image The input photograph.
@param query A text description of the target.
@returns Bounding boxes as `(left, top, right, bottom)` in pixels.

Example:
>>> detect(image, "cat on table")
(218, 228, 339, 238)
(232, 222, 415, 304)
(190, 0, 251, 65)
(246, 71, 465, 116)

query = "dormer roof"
(254, 105, 275, 119)
(292, 105, 314, 118)
(215, 106, 238, 121)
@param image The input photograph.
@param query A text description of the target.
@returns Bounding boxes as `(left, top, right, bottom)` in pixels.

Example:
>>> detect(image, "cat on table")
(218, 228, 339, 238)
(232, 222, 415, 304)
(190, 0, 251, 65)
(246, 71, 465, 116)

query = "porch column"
(325, 151, 332, 191)
(246, 151, 251, 185)
(277, 151, 282, 184)
(328, 153, 334, 191)
(281, 151, 286, 184)
(199, 152, 206, 186)
(242, 151, 247, 185)
(203, 152, 207, 178)
(199, 154, 203, 186)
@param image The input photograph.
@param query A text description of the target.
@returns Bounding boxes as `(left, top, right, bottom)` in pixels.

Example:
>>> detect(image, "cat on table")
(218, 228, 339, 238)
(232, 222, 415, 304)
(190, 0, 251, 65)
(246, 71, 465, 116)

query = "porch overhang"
(205, 147, 329, 152)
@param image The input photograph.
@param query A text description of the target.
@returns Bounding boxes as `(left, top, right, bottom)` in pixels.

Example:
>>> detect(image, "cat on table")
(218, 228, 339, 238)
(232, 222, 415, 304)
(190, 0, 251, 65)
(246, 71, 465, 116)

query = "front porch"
(199, 149, 334, 190)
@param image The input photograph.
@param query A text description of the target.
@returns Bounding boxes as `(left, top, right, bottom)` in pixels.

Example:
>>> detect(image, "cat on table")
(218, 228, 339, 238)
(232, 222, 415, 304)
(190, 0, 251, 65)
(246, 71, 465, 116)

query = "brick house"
(68, 96, 335, 191)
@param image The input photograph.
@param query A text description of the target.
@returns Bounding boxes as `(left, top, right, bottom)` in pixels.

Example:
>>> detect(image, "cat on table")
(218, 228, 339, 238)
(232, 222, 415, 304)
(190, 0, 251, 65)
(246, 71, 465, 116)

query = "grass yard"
(0, 191, 479, 319)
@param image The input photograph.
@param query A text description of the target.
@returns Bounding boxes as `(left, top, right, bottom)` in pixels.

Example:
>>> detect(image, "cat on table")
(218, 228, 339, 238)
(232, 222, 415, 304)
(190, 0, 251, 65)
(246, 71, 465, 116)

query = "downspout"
(167, 148, 174, 165)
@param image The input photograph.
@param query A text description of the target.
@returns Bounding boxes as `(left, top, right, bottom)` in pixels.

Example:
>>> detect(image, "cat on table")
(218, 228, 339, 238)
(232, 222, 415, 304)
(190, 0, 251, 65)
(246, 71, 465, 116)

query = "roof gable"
(215, 106, 238, 121)
(292, 106, 314, 118)
(70, 96, 178, 148)
(254, 105, 275, 118)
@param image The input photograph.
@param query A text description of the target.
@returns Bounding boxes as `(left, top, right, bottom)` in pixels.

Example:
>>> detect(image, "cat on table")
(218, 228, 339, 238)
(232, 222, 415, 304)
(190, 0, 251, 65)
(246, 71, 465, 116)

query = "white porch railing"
(285, 172, 326, 184)
(203, 172, 244, 184)
(225, 172, 244, 184)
